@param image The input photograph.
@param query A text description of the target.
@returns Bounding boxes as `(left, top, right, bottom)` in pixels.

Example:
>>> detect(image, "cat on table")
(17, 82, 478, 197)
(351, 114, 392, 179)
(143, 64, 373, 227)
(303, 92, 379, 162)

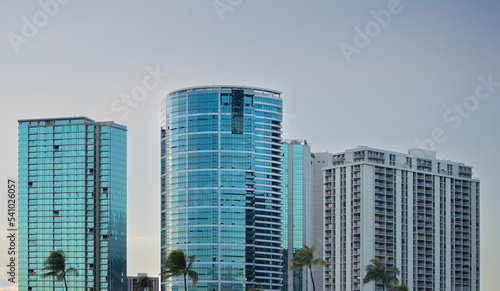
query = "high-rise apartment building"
(323, 147, 479, 291)
(281, 139, 312, 291)
(160, 86, 283, 290)
(18, 117, 127, 290)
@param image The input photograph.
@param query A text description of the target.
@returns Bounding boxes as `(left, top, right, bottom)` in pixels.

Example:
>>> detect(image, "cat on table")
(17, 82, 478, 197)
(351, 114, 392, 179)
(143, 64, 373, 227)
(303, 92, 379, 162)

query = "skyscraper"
(160, 86, 284, 290)
(18, 117, 127, 290)
(281, 139, 312, 291)
(323, 146, 480, 291)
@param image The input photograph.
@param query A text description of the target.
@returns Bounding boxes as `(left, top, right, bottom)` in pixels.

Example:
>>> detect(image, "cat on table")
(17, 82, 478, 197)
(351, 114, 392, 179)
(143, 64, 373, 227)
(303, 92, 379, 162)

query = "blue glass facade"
(161, 86, 283, 290)
(18, 117, 127, 290)
(281, 141, 311, 291)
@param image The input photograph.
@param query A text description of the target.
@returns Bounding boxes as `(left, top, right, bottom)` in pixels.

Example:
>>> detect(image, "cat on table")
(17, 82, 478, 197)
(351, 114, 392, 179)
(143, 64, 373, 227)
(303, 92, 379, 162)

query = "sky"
(0, 0, 499, 289)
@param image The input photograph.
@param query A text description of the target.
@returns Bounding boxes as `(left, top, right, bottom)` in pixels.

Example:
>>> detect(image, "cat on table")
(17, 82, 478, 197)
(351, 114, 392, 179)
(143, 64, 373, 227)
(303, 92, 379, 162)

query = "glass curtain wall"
(161, 86, 284, 290)
(18, 117, 127, 290)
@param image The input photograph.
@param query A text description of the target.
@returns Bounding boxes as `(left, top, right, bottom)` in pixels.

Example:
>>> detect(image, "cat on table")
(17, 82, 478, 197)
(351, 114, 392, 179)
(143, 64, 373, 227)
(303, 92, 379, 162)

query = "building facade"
(281, 139, 312, 291)
(128, 273, 160, 291)
(309, 151, 333, 291)
(323, 147, 480, 291)
(161, 86, 284, 290)
(18, 117, 127, 290)
(281, 144, 332, 291)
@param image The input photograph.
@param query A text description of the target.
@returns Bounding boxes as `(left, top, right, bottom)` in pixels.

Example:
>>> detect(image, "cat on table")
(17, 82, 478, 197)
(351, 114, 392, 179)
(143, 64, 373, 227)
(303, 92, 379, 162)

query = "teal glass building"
(161, 86, 284, 290)
(281, 140, 312, 291)
(18, 117, 127, 290)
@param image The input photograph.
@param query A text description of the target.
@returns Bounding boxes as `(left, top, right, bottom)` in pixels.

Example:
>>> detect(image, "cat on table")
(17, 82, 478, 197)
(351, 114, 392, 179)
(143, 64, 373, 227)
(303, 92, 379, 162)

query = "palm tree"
(40, 250, 78, 291)
(160, 249, 198, 290)
(135, 275, 154, 291)
(362, 256, 400, 291)
(290, 245, 326, 291)
(390, 283, 409, 291)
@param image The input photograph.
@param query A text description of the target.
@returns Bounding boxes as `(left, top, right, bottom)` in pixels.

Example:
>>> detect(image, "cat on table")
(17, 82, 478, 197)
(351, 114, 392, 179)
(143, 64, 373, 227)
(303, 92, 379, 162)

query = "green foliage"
(362, 257, 400, 291)
(390, 283, 409, 291)
(160, 249, 198, 290)
(40, 250, 78, 291)
(290, 245, 327, 271)
(134, 276, 154, 291)
(290, 245, 326, 291)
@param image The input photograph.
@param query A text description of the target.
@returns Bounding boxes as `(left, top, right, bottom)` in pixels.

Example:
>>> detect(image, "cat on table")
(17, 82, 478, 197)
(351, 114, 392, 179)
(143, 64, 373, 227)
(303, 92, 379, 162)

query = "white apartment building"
(323, 147, 479, 291)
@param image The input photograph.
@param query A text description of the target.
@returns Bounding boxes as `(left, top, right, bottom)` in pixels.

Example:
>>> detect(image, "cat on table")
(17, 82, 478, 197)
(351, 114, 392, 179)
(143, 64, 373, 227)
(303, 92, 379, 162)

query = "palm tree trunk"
(309, 266, 316, 291)
(184, 273, 187, 290)
(64, 276, 68, 291)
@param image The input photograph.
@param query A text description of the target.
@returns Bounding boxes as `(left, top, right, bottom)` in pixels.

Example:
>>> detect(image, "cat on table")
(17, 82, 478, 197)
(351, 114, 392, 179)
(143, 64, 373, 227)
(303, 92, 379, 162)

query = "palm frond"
(188, 269, 198, 285)
(312, 258, 327, 267)
(56, 272, 65, 282)
(160, 249, 199, 286)
(40, 271, 59, 278)
(363, 256, 400, 288)
(390, 283, 409, 291)
(289, 244, 325, 291)
(40, 249, 77, 288)
(135, 276, 154, 291)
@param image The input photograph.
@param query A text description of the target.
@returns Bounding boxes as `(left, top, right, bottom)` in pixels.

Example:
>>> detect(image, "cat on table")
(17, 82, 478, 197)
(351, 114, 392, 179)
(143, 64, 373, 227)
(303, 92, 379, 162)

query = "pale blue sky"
(1, 0, 499, 289)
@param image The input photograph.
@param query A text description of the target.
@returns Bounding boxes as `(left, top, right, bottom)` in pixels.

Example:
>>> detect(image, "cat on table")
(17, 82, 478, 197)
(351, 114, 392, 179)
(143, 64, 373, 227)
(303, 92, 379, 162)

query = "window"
(221, 94, 230, 105)
(406, 157, 412, 168)
(389, 154, 396, 166)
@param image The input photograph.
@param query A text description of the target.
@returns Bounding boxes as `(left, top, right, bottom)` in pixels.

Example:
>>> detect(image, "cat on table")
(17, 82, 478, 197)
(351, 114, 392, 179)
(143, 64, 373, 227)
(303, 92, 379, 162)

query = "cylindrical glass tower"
(161, 86, 283, 290)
